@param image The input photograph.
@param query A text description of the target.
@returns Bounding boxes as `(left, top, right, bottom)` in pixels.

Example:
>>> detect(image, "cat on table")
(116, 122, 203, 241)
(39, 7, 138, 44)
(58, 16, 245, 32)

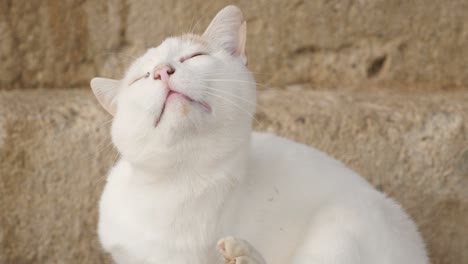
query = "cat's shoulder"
(249, 131, 348, 171)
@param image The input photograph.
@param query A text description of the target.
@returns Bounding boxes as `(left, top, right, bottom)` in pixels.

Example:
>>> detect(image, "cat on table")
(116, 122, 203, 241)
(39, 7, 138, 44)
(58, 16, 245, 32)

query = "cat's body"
(99, 132, 427, 264)
(91, 5, 429, 264)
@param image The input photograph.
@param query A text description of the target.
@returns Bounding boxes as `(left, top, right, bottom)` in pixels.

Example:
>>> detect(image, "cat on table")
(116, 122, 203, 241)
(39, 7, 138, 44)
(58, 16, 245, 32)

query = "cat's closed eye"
(130, 72, 150, 85)
(180, 52, 207, 63)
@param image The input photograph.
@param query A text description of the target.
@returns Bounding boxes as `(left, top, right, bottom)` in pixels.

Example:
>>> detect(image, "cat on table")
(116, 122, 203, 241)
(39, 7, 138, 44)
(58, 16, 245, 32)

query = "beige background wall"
(1, 0, 468, 90)
(1, 1, 467, 264)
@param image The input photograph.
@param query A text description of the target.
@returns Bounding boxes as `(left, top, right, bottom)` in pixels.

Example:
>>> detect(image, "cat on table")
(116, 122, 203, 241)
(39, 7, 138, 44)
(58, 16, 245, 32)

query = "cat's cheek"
(122, 88, 167, 116)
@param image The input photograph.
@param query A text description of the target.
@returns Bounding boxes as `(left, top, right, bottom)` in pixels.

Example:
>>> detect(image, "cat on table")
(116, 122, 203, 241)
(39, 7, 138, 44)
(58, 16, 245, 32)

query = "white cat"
(91, 5, 429, 264)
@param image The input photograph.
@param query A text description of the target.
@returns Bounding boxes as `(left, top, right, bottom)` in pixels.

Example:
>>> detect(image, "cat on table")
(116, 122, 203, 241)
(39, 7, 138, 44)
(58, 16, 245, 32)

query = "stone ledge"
(1, 89, 467, 264)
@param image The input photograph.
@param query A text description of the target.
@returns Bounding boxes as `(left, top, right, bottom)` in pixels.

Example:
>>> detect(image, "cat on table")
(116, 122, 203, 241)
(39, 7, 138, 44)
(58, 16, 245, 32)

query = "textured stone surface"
(1, 0, 468, 90)
(0, 89, 467, 264)
(0, 90, 114, 264)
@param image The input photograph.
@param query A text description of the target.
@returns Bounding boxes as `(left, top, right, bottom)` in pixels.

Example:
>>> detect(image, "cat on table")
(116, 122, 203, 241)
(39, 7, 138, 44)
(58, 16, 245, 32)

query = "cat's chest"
(98, 168, 223, 262)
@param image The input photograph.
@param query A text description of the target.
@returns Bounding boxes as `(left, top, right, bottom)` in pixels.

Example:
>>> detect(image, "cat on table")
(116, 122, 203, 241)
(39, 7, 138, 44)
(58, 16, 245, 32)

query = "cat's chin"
(154, 92, 211, 127)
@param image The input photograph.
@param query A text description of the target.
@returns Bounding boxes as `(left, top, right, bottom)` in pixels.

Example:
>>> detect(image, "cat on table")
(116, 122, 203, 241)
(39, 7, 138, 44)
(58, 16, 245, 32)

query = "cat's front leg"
(217, 237, 267, 264)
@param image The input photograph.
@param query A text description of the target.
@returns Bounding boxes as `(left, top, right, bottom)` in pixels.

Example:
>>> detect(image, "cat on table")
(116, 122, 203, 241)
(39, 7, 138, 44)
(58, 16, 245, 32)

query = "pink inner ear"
(202, 6, 246, 59)
(90, 77, 120, 116)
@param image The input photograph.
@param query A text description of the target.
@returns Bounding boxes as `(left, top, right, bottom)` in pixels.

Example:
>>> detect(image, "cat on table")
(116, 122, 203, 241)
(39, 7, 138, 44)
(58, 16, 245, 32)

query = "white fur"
(93, 5, 429, 264)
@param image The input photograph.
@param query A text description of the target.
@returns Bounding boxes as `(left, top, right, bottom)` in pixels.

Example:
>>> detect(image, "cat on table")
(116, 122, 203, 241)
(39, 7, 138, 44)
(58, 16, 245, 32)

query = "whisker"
(92, 140, 115, 158)
(199, 71, 273, 77)
(175, 76, 270, 114)
(199, 90, 259, 124)
(181, 65, 273, 78)
(91, 148, 120, 193)
(189, 16, 204, 35)
(196, 78, 262, 85)
(181, 66, 274, 87)
(187, 114, 200, 131)
(193, 78, 275, 90)
(208, 88, 269, 113)
(185, 81, 267, 113)
(187, 16, 197, 34)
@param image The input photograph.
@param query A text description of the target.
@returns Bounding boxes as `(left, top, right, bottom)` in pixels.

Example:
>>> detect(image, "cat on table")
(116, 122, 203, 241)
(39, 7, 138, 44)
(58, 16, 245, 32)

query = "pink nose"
(153, 64, 175, 82)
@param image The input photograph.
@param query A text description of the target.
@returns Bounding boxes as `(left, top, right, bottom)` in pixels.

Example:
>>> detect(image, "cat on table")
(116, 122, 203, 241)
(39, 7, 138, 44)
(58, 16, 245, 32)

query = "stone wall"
(1, 89, 467, 264)
(1, 0, 468, 90)
(1, 1, 468, 264)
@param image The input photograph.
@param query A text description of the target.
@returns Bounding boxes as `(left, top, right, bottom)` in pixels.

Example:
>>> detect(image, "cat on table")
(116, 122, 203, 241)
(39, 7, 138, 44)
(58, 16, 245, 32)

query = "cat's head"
(91, 6, 255, 167)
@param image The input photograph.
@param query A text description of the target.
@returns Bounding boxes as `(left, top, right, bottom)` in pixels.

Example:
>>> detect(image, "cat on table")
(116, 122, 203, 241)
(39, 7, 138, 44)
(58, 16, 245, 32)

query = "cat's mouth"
(154, 89, 211, 127)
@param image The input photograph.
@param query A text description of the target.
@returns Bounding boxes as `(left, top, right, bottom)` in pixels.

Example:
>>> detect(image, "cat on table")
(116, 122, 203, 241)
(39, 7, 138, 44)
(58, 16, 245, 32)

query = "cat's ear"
(90, 77, 120, 116)
(203, 5, 247, 65)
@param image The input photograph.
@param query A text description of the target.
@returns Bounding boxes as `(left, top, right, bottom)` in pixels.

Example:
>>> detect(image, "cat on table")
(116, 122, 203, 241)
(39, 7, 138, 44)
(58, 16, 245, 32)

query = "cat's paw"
(217, 237, 262, 264)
